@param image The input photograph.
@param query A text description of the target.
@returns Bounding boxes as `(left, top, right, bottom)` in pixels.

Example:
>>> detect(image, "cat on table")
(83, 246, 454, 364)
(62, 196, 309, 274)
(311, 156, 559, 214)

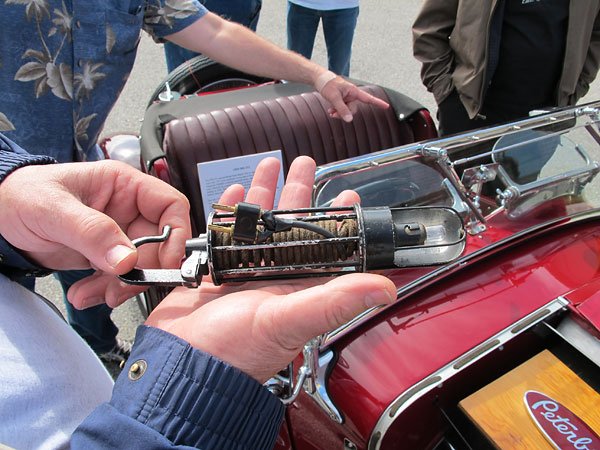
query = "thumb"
(53, 201, 138, 274)
(273, 273, 396, 348)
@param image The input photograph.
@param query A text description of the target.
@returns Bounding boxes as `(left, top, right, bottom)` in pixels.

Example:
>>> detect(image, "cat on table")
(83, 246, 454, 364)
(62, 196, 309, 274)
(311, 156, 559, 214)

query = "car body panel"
(281, 216, 600, 449)
(281, 103, 600, 449)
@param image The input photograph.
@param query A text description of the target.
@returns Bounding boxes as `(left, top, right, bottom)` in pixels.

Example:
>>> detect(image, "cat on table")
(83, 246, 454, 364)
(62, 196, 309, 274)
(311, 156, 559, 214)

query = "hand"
(0, 160, 192, 308)
(166, 15, 388, 124)
(318, 74, 390, 122)
(146, 156, 396, 383)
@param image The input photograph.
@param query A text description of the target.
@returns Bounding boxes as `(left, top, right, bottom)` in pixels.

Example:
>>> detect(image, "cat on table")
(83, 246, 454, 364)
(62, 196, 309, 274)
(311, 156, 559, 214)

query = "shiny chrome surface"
(303, 349, 344, 423)
(275, 338, 343, 421)
(313, 102, 600, 348)
(300, 104, 600, 427)
(367, 297, 569, 450)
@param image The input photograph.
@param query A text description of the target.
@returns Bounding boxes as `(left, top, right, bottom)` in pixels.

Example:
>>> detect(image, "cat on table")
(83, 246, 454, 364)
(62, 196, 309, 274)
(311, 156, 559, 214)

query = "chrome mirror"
(492, 130, 600, 219)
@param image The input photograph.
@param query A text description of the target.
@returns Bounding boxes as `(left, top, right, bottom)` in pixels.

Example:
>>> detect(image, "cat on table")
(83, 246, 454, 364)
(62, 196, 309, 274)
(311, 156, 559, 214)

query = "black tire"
(149, 55, 272, 106)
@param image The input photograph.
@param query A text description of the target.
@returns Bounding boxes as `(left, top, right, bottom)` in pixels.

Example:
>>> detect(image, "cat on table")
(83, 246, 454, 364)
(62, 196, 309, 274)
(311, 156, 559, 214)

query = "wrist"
(0, 150, 55, 184)
(314, 70, 338, 94)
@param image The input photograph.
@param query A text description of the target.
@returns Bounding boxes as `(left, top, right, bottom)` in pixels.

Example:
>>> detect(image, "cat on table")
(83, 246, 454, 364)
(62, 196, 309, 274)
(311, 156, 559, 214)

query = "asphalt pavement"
(37, 1, 600, 360)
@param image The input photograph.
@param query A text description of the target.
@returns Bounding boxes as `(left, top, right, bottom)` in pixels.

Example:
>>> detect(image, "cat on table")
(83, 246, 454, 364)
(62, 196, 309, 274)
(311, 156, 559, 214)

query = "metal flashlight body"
(119, 202, 466, 288)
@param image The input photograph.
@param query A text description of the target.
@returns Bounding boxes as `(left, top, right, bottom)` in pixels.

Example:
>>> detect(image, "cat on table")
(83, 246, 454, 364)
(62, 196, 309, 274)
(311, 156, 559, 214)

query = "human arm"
(72, 325, 286, 449)
(412, 0, 460, 105)
(0, 139, 278, 448)
(0, 135, 58, 277)
(0, 142, 394, 447)
(164, 12, 389, 122)
(72, 156, 395, 448)
(73, 271, 393, 449)
(0, 136, 192, 309)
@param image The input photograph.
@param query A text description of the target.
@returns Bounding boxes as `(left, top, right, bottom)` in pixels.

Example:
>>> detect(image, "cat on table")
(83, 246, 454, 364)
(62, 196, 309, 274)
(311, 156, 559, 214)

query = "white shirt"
(289, 0, 359, 10)
(0, 275, 114, 450)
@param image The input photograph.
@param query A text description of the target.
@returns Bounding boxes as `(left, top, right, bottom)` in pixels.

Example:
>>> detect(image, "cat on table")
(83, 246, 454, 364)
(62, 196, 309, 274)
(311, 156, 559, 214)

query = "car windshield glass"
(314, 157, 453, 209)
(492, 130, 589, 185)
(315, 106, 600, 228)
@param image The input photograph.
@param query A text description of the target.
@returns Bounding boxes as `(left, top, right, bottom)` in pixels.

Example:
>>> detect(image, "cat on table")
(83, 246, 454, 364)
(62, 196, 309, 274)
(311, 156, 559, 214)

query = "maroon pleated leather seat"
(157, 84, 434, 233)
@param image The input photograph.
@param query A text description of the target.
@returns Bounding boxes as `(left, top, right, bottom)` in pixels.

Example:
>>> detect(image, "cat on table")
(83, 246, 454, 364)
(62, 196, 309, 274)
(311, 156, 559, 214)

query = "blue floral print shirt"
(0, 0, 207, 162)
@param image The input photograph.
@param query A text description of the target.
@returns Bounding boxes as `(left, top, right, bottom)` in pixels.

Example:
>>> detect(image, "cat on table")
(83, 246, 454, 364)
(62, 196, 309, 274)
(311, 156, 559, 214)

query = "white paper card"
(197, 150, 285, 223)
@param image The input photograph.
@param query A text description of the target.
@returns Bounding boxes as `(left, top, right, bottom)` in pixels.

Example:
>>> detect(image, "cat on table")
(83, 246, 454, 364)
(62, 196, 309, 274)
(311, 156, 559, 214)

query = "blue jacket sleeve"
(72, 326, 286, 449)
(0, 133, 56, 181)
(0, 133, 56, 277)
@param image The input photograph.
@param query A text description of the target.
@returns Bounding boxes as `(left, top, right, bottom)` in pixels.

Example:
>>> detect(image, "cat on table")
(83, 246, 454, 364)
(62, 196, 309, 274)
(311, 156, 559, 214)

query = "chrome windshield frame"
(290, 103, 600, 422)
(312, 101, 600, 349)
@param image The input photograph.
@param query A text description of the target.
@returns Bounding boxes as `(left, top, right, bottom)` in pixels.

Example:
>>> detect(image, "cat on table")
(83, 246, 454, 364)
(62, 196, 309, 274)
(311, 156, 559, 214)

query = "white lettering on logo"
(531, 400, 595, 450)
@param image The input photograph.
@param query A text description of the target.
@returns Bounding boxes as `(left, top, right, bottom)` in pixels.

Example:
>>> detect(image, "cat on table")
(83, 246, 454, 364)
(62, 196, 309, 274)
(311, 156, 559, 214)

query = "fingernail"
(344, 114, 353, 122)
(365, 288, 395, 308)
(80, 297, 104, 310)
(105, 245, 135, 269)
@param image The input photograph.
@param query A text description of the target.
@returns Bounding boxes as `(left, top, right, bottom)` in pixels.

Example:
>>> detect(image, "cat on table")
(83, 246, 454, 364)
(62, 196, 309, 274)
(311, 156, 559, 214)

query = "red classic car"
(107, 58, 600, 449)
(282, 105, 600, 450)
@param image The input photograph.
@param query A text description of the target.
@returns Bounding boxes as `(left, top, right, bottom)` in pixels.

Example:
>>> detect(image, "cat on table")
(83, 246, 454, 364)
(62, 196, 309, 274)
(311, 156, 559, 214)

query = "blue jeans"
(164, 0, 262, 73)
(286, 2, 359, 77)
(56, 269, 118, 354)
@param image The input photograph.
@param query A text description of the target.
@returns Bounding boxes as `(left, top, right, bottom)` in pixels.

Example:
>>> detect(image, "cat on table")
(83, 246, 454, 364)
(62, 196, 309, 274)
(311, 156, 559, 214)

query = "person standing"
(412, 0, 600, 136)
(287, 0, 359, 77)
(163, 0, 263, 73)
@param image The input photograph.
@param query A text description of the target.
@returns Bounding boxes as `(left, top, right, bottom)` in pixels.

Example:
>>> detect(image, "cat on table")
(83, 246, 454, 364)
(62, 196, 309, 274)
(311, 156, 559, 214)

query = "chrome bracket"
(303, 346, 344, 423)
(461, 163, 499, 197)
(266, 337, 343, 423)
(495, 159, 600, 220)
(461, 163, 499, 235)
(577, 106, 600, 121)
(418, 145, 448, 161)
(423, 146, 488, 232)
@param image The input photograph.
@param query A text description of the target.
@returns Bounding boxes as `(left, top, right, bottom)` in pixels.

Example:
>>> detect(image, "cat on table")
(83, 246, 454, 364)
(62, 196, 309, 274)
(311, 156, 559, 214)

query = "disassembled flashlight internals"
(207, 202, 339, 244)
(118, 202, 466, 288)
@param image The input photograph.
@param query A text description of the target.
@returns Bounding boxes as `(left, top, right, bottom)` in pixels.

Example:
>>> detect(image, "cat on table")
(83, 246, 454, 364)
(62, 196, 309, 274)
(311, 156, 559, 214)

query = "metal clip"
(118, 225, 207, 288)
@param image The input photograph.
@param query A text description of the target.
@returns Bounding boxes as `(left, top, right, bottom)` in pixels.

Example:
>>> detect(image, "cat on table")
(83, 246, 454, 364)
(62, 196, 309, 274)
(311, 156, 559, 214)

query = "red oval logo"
(524, 391, 600, 450)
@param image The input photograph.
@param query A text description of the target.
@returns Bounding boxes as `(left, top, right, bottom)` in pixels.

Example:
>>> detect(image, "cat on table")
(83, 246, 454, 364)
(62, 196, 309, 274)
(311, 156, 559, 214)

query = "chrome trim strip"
(321, 208, 600, 347)
(367, 297, 569, 450)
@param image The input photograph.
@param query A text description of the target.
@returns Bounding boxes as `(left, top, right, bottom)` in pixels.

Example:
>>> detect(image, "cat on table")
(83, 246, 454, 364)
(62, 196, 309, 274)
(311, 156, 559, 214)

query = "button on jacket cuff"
(107, 325, 285, 449)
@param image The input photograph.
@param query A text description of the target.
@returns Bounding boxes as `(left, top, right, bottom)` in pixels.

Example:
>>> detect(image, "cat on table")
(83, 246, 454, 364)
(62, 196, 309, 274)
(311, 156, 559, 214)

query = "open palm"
(146, 156, 396, 382)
